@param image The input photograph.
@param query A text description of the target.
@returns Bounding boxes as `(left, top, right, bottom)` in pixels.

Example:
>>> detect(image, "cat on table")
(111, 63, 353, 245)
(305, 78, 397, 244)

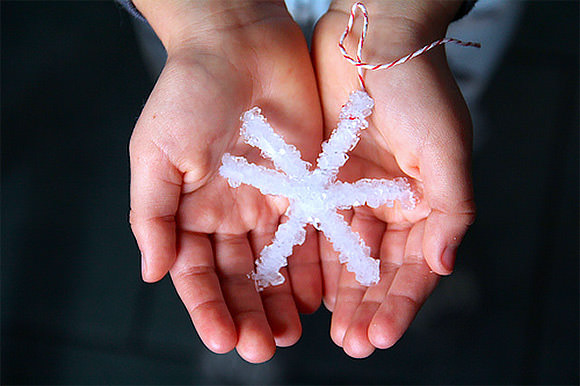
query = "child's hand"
(129, 0, 322, 363)
(312, 0, 476, 358)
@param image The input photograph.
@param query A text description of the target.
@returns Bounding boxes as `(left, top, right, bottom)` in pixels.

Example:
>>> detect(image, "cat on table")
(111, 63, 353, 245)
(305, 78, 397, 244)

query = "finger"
(319, 210, 353, 311)
(331, 210, 385, 351)
(287, 225, 322, 314)
(249, 222, 301, 347)
(420, 130, 476, 275)
(369, 221, 439, 349)
(341, 223, 411, 358)
(214, 232, 276, 363)
(129, 140, 181, 282)
(169, 231, 236, 354)
(259, 273, 301, 347)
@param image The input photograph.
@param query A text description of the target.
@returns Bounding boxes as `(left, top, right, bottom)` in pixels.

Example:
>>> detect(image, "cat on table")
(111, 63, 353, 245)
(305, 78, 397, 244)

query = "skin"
(312, 0, 476, 358)
(129, 0, 475, 362)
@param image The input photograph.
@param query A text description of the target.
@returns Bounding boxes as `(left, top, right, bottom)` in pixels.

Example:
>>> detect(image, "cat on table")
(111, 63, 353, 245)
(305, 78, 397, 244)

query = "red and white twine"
(339, 2, 481, 89)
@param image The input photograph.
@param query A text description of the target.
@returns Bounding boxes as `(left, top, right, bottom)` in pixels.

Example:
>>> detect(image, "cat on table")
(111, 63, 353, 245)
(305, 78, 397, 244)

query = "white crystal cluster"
(219, 91, 416, 289)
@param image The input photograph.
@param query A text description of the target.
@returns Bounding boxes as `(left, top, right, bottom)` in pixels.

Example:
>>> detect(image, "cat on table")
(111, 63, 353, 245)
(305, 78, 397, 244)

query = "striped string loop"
(338, 2, 481, 89)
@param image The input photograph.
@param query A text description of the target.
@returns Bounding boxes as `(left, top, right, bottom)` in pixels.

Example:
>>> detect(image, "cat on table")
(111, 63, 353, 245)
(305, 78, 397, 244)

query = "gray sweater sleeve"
(116, 0, 146, 23)
(453, 0, 478, 22)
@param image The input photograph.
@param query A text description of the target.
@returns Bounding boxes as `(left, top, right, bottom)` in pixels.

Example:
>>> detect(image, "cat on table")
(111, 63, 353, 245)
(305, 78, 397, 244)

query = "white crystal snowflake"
(219, 91, 416, 290)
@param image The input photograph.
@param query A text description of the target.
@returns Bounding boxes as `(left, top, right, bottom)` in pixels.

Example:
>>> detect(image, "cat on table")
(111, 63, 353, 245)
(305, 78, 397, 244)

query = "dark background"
(2, 1, 578, 384)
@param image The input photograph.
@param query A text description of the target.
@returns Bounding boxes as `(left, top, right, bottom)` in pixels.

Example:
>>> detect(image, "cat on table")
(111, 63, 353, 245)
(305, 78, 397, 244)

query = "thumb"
(420, 132, 476, 275)
(129, 138, 181, 282)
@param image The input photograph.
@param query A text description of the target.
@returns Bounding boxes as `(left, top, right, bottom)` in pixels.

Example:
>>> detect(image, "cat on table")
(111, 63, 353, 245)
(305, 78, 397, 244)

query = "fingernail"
(141, 253, 148, 281)
(442, 245, 457, 273)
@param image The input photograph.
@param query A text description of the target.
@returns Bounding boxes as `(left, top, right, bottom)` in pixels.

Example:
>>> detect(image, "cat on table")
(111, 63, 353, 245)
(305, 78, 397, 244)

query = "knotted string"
(338, 2, 481, 90)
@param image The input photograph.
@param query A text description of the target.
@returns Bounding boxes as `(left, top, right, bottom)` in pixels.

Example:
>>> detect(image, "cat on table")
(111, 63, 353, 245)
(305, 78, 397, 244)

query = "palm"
(312, 10, 475, 358)
(130, 17, 322, 363)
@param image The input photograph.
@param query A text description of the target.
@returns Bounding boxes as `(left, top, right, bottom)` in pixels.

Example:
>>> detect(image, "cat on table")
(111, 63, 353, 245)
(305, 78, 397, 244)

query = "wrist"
(133, 0, 287, 54)
(331, 0, 462, 30)
(329, 0, 463, 64)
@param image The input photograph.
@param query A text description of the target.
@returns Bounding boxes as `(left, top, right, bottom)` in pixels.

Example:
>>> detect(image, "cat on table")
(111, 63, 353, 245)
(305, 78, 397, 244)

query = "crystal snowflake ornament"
(219, 91, 416, 290)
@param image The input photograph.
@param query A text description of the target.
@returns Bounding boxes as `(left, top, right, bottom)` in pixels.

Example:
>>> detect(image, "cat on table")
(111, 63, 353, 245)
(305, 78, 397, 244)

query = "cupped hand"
(129, 1, 322, 363)
(311, 1, 476, 358)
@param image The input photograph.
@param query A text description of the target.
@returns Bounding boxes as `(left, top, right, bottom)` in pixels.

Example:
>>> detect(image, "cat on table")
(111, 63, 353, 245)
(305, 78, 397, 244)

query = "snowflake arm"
(316, 210, 380, 286)
(240, 107, 311, 179)
(328, 177, 417, 210)
(219, 154, 291, 196)
(252, 211, 308, 289)
(316, 91, 374, 180)
(219, 90, 416, 290)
